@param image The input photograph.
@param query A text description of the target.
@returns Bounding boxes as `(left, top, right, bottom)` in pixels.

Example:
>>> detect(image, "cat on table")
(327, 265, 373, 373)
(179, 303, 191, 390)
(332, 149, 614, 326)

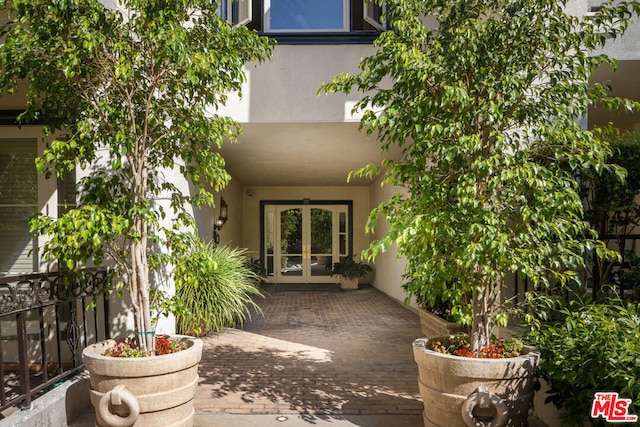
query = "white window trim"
(263, 0, 350, 33)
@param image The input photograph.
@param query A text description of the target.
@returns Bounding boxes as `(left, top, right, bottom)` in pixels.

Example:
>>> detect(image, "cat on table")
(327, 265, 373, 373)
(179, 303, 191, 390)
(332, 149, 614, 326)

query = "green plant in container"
(321, 0, 639, 354)
(0, 0, 274, 354)
(332, 255, 373, 290)
(321, 1, 640, 424)
(332, 255, 373, 280)
(170, 235, 263, 336)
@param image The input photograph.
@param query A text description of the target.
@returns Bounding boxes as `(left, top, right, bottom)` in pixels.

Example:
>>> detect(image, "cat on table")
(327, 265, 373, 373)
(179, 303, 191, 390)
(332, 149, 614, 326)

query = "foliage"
(102, 335, 184, 358)
(617, 251, 640, 301)
(406, 281, 468, 323)
(280, 209, 301, 253)
(168, 236, 263, 336)
(0, 0, 273, 352)
(311, 208, 333, 253)
(331, 255, 373, 280)
(579, 127, 640, 300)
(429, 335, 523, 359)
(321, 0, 640, 351)
(248, 258, 267, 283)
(524, 294, 640, 426)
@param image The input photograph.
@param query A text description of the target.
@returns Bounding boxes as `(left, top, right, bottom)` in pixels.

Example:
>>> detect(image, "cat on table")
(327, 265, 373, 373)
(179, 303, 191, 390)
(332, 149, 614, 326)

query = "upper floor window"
(222, 0, 385, 42)
(264, 0, 349, 32)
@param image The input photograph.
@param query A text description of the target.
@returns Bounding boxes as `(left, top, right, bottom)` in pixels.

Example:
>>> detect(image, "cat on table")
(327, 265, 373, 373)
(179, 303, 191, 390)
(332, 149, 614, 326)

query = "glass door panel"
(310, 208, 332, 277)
(266, 203, 349, 283)
(280, 208, 303, 277)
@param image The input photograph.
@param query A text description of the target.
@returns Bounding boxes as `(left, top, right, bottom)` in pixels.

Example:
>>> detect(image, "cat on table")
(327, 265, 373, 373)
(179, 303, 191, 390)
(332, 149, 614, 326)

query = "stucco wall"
(216, 44, 375, 124)
(210, 178, 245, 247)
(367, 176, 414, 306)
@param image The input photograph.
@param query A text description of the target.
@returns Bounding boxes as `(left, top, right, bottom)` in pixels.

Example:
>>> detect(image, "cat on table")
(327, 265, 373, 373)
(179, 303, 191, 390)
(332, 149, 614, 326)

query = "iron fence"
(0, 268, 111, 417)
(512, 234, 640, 304)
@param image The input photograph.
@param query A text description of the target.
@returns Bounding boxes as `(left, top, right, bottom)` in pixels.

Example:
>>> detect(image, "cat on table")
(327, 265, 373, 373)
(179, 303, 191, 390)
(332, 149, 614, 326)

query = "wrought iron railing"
(0, 268, 111, 417)
(512, 234, 640, 304)
(595, 234, 640, 301)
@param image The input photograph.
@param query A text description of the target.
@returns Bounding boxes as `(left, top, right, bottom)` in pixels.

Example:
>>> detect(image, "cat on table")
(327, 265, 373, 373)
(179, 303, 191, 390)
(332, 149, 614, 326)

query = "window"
(0, 138, 77, 274)
(0, 139, 38, 274)
(220, 0, 385, 41)
(264, 0, 349, 32)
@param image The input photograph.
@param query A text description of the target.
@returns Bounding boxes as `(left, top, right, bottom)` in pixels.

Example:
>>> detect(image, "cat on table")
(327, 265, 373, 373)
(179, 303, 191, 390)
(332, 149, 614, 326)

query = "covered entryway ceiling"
(218, 122, 400, 186)
(219, 61, 640, 188)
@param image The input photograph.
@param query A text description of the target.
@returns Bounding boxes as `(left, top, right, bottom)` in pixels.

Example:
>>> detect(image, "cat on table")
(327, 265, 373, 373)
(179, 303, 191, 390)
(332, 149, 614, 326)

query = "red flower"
(103, 335, 184, 357)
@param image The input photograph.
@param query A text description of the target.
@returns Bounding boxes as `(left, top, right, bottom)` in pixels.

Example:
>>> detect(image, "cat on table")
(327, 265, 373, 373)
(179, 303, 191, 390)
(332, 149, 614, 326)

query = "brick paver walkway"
(194, 285, 424, 421)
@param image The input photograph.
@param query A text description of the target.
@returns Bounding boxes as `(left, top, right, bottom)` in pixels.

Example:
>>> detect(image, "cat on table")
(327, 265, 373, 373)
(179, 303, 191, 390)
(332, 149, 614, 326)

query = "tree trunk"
(130, 162, 153, 353)
(471, 286, 490, 353)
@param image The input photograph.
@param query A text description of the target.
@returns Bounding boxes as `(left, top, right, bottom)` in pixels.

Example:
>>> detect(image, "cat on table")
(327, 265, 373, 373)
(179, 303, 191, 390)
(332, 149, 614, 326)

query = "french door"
(263, 203, 350, 283)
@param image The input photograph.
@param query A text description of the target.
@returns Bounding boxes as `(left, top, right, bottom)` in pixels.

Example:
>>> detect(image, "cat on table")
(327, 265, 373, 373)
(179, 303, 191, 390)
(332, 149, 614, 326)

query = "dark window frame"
(224, 0, 385, 44)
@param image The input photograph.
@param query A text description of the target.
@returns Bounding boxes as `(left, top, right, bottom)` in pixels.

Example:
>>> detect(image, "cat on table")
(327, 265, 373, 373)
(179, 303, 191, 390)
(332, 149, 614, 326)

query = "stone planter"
(83, 335, 203, 427)
(417, 307, 465, 337)
(338, 276, 359, 290)
(413, 337, 539, 427)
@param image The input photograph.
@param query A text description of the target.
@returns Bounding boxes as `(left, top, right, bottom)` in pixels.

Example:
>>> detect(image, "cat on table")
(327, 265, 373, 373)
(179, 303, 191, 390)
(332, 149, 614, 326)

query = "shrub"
(171, 237, 263, 336)
(525, 296, 640, 426)
(331, 255, 372, 280)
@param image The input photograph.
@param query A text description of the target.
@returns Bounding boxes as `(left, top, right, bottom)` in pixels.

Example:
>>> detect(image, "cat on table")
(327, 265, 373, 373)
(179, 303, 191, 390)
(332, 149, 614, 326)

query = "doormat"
(260, 283, 341, 292)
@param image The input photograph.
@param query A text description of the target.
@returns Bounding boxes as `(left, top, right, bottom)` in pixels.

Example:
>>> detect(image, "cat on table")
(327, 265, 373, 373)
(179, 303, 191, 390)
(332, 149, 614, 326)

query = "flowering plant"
(429, 335, 523, 359)
(103, 335, 185, 357)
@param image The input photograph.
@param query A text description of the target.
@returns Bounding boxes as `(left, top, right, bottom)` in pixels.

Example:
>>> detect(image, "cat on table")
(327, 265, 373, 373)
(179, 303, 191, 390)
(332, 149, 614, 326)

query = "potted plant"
(332, 255, 373, 290)
(0, 1, 273, 425)
(170, 239, 264, 337)
(322, 0, 639, 425)
(82, 335, 203, 427)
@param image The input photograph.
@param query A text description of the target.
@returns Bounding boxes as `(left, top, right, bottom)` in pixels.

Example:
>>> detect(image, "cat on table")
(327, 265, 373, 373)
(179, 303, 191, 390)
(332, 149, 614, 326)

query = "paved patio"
(195, 284, 424, 421)
(71, 284, 426, 426)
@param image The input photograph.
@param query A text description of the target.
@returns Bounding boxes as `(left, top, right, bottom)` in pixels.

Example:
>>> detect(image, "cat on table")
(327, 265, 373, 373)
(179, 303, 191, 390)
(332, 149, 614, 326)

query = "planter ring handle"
(98, 384, 140, 427)
(461, 386, 508, 427)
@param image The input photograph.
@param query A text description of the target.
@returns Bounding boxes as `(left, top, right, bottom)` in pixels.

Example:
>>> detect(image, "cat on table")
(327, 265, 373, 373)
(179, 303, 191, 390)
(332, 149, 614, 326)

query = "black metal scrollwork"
(0, 268, 110, 315)
(64, 303, 81, 366)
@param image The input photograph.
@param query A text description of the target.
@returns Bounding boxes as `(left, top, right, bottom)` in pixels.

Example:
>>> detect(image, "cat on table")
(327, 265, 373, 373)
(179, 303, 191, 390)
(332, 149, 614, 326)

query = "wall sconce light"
(213, 197, 228, 245)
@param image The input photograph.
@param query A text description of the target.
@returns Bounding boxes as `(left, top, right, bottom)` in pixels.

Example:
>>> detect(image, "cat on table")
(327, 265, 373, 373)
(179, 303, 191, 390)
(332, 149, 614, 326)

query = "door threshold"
(260, 283, 340, 292)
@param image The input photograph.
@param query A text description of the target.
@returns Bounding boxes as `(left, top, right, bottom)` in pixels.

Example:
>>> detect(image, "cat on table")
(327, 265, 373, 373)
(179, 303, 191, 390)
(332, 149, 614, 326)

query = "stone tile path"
(194, 285, 425, 422)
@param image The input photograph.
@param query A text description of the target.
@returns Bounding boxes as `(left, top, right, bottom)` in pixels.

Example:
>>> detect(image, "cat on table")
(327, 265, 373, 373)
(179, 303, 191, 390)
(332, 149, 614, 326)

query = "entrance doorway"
(262, 201, 351, 284)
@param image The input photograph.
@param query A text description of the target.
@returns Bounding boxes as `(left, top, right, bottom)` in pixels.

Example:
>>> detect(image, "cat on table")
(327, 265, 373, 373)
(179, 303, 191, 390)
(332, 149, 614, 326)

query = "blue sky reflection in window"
(268, 0, 346, 31)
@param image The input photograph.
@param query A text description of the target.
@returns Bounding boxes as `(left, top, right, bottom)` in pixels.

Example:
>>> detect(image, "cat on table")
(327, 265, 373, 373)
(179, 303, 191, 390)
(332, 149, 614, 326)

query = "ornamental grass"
(173, 240, 263, 336)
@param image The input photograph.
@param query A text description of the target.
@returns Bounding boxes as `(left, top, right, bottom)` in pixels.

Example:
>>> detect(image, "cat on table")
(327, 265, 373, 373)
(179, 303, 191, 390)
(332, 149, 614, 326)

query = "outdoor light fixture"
(213, 197, 228, 245)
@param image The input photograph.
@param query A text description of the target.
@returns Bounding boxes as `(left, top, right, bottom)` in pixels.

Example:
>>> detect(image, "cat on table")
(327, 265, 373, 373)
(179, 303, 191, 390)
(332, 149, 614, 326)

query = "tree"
(0, 0, 273, 352)
(322, 0, 640, 351)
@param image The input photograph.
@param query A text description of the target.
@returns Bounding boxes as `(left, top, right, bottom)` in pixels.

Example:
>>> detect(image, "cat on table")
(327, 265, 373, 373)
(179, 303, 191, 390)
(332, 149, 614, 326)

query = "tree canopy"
(0, 0, 273, 351)
(323, 0, 640, 350)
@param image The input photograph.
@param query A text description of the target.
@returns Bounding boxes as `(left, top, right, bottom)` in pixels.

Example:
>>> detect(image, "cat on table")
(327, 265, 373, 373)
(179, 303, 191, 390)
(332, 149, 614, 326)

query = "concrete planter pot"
(338, 276, 359, 290)
(83, 336, 203, 427)
(417, 307, 466, 337)
(413, 337, 539, 427)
